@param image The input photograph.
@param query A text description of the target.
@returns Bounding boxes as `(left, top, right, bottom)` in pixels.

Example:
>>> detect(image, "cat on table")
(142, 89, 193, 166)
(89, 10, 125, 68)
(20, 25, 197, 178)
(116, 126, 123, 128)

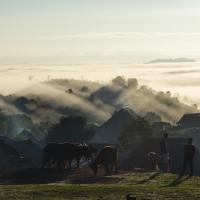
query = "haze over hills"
(0, 76, 198, 142)
(1, 77, 198, 123)
(147, 58, 196, 64)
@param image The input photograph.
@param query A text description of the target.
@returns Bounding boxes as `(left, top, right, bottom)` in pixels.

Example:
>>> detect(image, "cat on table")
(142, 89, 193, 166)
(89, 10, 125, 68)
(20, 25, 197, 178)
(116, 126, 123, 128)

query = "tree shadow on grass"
(0, 168, 72, 185)
(167, 175, 191, 187)
(136, 172, 161, 184)
(0, 167, 123, 185)
(70, 176, 123, 184)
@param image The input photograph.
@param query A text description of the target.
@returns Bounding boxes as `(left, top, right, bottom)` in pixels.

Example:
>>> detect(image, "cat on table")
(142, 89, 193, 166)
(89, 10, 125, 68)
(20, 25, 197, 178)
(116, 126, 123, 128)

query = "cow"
(89, 146, 118, 175)
(42, 142, 96, 170)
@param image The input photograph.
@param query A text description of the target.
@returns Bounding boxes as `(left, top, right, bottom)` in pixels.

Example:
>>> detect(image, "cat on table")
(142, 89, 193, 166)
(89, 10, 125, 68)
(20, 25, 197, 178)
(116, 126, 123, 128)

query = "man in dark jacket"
(180, 137, 196, 176)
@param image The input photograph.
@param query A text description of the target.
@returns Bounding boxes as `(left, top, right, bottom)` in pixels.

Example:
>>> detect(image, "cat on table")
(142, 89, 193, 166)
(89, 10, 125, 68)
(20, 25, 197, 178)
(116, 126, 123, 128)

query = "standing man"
(160, 133, 170, 172)
(180, 137, 196, 177)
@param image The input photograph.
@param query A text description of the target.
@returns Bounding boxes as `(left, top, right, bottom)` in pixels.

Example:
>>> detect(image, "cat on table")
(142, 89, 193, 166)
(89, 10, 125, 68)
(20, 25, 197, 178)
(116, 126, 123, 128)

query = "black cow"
(42, 142, 95, 170)
(89, 146, 118, 175)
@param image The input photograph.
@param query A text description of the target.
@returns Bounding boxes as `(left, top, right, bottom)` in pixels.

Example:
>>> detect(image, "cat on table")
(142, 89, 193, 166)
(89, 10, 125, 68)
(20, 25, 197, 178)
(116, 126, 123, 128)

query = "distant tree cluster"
(80, 86, 90, 92)
(47, 116, 95, 143)
(111, 76, 138, 89)
(144, 112, 161, 125)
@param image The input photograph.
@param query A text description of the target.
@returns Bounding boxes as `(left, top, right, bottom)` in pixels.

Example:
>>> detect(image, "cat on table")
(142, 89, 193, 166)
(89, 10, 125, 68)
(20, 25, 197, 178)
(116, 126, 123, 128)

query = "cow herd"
(42, 142, 118, 175)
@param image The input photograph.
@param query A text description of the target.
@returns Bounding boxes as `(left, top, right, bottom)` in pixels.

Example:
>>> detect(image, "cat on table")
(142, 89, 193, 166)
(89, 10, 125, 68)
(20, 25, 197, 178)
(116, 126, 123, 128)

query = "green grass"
(0, 171, 200, 200)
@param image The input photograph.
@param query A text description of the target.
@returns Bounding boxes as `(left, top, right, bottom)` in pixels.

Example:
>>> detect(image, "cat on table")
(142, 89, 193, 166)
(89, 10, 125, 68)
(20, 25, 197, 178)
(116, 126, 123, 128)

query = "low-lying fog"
(0, 62, 200, 106)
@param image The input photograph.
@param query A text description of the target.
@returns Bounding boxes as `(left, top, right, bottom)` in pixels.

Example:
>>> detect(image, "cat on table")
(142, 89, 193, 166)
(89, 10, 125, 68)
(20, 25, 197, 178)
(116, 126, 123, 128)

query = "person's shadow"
(167, 175, 191, 187)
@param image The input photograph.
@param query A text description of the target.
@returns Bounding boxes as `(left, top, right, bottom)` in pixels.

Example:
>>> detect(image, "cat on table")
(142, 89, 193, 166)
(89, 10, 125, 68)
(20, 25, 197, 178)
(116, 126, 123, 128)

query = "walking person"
(180, 137, 196, 177)
(160, 132, 170, 172)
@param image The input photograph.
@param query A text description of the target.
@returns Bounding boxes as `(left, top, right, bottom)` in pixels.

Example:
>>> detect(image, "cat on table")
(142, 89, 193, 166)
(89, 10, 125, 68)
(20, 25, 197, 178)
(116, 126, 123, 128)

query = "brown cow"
(42, 142, 95, 170)
(89, 146, 118, 175)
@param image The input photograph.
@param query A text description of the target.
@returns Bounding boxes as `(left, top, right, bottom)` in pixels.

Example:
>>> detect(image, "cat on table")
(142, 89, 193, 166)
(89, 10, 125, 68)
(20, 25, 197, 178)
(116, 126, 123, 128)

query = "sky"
(1, 0, 200, 104)
(1, 0, 200, 64)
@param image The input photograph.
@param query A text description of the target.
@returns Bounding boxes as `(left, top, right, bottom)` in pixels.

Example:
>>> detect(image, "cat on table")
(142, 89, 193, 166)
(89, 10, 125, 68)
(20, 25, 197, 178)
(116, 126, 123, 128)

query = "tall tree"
(47, 116, 95, 143)
(119, 117, 154, 148)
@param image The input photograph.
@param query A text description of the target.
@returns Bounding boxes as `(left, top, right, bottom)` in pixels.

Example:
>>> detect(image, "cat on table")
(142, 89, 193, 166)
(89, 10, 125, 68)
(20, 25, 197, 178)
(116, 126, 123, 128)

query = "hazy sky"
(1, 0, 200, 64)
(1, 0, 200, 104)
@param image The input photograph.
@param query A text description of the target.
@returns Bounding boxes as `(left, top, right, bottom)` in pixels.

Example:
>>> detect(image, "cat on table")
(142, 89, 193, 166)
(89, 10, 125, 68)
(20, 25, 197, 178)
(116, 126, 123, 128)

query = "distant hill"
(14, 140, 43, 165)
(0, 135, 42, 166)
(177, 113, 200, 128)
(93, 107, 139, 143)
(0, 140, 22, 169)
(146, 58, 195, 64)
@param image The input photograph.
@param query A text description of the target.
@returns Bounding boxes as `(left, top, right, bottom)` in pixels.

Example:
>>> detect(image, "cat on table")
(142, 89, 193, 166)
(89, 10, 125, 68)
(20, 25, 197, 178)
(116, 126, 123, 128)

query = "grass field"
(0, 169, 200, 200)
